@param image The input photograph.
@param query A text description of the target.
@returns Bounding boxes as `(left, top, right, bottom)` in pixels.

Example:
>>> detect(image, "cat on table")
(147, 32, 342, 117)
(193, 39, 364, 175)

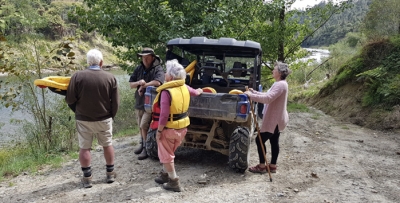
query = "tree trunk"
(278, 6, 285, 62)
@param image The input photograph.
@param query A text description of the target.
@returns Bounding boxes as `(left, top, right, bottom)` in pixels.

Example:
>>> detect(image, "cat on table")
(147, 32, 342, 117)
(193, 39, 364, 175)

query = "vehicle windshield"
(165, 37, 261, 90)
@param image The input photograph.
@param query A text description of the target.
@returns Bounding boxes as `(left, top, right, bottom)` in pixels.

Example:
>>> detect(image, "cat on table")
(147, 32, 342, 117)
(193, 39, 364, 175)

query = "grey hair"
(87, 49, 103, 66)
(274, 61, 291, 80)
(166, 59, 186, 80)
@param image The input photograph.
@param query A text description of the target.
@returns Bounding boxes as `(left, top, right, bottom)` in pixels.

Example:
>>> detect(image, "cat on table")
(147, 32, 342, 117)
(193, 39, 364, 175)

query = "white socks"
(163, 165, 177, 179)
(168, 171, 177, 179)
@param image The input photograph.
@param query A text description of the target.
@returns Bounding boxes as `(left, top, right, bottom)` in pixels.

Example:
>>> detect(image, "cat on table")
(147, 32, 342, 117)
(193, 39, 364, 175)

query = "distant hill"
(303, 0, 372, 47)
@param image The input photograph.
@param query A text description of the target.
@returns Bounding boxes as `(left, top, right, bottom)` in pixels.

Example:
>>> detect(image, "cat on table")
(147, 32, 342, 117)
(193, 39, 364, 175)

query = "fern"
(356, 66, 386, 82)
(379, 74, 400, 106)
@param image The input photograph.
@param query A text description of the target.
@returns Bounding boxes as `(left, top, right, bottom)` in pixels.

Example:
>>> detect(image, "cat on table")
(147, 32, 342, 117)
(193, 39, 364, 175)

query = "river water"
(0, 104, 26, 143)
(301, 48, 330, 63)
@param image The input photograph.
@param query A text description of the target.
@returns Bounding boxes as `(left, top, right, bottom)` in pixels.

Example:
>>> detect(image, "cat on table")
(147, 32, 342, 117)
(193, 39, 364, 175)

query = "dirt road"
(0, 108, 399, 202)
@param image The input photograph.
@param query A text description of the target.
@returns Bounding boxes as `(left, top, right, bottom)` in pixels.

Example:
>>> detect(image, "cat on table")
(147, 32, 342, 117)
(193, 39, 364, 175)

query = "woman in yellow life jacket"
(152, 59, 202, 192)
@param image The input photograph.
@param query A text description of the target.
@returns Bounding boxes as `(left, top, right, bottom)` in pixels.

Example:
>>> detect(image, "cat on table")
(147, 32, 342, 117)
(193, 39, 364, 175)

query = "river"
(302, 48, 330, 63)
(0, 104, 26, 144)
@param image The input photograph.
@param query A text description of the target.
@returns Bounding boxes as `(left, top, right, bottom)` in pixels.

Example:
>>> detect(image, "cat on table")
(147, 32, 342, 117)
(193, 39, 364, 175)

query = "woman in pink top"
(244, 61, 291, 174)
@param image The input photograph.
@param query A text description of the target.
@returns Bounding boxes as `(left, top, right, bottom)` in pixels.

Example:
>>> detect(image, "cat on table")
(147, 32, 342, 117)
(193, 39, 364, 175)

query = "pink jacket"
(248, 80, 289, 133)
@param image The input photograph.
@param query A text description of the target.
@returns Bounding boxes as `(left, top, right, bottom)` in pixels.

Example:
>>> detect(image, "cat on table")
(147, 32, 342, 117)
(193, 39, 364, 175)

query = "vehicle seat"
(231, 62, 247, 77)
(181, 58, 190, 67)
(201, 66, 218, 84)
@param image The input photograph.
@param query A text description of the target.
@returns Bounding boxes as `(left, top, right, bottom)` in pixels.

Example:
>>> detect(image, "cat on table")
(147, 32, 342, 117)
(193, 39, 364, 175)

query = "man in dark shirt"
(129, 48, 164, 160)
(66, 49, 120, 188)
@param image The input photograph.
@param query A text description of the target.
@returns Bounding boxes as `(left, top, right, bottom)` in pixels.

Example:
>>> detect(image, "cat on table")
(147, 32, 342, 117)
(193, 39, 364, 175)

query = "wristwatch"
(157, 130, 162, 133)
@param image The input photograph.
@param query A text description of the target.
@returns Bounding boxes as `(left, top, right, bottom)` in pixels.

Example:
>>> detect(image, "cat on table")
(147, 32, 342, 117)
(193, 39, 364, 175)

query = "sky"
(291, 0, 345, 9)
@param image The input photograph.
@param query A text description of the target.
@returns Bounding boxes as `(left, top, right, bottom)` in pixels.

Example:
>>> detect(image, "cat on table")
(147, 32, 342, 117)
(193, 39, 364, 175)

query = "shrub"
(113, 72, 139, 137)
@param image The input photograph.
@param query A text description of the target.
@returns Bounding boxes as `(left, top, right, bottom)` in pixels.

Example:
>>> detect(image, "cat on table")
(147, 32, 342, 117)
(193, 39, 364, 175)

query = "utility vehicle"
(145, 37, 263, 172)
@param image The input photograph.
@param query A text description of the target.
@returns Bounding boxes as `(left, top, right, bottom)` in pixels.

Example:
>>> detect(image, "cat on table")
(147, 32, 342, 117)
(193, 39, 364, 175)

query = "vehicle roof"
(167, 37, 262, 57)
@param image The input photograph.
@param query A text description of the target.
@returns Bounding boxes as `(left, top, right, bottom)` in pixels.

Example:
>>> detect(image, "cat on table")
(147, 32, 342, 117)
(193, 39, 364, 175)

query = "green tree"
(303, 0, 372, 47)
(74, 0, 264, 72)
(255, 0, 351, 63)
(363, 0, 400, 40)
(0, 0, 81, 41)
(74, 0, 352, 72)
(0, 0, 49, 42)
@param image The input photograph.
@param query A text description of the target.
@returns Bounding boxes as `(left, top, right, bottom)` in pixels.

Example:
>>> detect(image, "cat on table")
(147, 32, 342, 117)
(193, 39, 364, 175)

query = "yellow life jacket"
(34, 76, 71, 90)
(152, 80, 190, 129)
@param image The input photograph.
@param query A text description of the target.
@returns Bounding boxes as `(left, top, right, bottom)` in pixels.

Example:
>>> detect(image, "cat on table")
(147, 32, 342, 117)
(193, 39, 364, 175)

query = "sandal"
(268, 164, 277, 173)
(248, 165, 267, 174)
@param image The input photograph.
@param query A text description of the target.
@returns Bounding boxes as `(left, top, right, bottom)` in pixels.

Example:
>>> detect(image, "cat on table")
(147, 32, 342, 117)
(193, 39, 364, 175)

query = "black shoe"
(138, 148, 148, 160)
(134, 137, 143, 154)
(133, 144, 143, 154)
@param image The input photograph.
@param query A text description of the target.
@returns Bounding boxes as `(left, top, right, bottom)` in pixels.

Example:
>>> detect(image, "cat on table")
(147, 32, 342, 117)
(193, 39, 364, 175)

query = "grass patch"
(130, 140, 140, 146)
(67, 151, 79, 160)
(287, 102, 309, 113)
(311, 113, 320, 120)
(114, 127, 139, 138)
(341, 125, 350, 130)
(0, 144, 70, 181)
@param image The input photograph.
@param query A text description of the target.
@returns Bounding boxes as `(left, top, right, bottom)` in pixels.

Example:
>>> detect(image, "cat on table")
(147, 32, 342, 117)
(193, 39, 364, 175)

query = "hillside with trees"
(1, 0, 80, 41)
(303, 0, 373, 47)
(299, 0, 400, 129)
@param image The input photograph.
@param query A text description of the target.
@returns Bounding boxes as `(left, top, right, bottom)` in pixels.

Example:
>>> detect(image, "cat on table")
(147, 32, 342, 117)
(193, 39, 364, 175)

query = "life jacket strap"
(152, 112, 188, 121)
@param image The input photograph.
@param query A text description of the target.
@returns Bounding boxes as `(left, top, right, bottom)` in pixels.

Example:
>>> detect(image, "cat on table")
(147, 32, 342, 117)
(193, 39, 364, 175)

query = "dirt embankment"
(309, 82, 400, 130)
(0, 108, 399, 203)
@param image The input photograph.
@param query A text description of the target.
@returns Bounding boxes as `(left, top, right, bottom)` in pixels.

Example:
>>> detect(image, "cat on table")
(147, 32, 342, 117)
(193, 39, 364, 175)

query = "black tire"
(228, 127, 250, 173)
(145, 129, 159, 159)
